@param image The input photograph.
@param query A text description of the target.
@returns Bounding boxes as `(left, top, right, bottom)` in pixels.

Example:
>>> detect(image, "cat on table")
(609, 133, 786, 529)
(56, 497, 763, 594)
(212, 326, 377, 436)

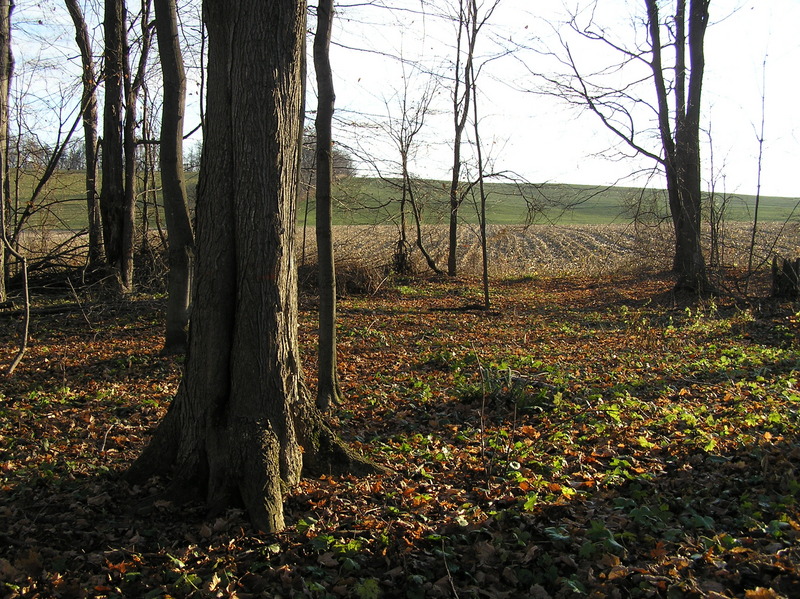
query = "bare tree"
(126, 0, 375, 531)
(445, 0, 501, 277)
(526, 0, 711, 292)
(122, 0, 154, 285)
(0, 0, 9, 302)
(65, 0, 103, 269)
(382, 64, 440, 275)
(100, 0, 130, 290)
(154, 0, 194, 353)
(313, 0, 341, 411)
(468, 25, 490, 309)
(100, 0, 154, 294)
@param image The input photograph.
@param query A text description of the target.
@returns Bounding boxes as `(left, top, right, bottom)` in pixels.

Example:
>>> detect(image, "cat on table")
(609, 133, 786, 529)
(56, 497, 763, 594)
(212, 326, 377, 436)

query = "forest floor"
(0, 268, 799, 598)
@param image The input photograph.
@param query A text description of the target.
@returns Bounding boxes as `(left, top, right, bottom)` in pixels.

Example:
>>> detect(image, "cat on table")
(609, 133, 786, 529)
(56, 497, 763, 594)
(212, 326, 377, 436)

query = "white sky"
(329, 0, 799, 198)
(10, 0, 800, 198)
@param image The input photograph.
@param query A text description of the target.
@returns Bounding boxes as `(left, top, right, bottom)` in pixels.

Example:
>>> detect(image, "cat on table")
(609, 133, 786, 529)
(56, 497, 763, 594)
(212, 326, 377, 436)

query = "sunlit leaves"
(2, 274, 799, 597)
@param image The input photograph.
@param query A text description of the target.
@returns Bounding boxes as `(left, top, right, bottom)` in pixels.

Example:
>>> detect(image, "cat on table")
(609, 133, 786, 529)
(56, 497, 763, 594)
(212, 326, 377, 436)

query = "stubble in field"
(302, 222, 797, 280)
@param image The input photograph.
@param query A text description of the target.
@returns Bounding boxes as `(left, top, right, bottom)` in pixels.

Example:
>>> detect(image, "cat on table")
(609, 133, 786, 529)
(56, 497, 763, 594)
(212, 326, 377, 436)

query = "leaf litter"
(1, 273, 799, 598)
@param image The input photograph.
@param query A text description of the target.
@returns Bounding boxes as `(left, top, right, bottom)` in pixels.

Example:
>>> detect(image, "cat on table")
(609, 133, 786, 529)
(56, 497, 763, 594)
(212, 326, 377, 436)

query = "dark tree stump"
(771, 257, 800, 299)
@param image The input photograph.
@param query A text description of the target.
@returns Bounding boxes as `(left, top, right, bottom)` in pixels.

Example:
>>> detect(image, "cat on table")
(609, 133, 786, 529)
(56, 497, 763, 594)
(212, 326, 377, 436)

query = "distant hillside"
(10, 171, 800, 229)
(301, 177, 800, 226)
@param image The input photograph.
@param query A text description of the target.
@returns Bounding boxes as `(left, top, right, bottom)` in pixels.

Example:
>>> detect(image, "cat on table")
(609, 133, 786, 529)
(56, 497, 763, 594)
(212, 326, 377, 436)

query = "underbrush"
(7, 221, 797, 300)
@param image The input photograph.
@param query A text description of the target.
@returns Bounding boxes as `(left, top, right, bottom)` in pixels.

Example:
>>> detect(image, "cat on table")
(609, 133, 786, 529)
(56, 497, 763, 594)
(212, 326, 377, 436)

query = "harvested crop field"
(301, 222, 798, 278)
(12, 222, 798, 292)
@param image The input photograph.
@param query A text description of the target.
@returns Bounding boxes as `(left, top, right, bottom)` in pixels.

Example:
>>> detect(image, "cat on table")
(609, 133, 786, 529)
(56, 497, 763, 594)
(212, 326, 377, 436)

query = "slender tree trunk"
(0, 0, 10, 302)
(468, 29, 490, 310)
(408, 181, 443, 275)
(126, 0, 376, 532)
(399, 154, 408, 247)
(122, 50, 136, 294)
(65, 0, 103, 269)
(394, 152, 411, 274)
(119, 0, 153, 293)
(447, 0, 473, 277)
(101, 0, 128, 290)
(154, 0, 194, 353)
(313, 0, 341, 411)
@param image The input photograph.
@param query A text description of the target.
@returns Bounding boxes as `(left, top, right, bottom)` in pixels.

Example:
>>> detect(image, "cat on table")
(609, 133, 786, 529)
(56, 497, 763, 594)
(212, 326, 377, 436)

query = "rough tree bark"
(534, 0, 712, 293)
(313, 0, 341, 411)
(65, 0, 103, 269)
(100, 0, 128, 290)
(771, 257, 800, 299)
(126, 0, 376, 532)
(154, 0, 194, 353)
(647, 0, 710, 293)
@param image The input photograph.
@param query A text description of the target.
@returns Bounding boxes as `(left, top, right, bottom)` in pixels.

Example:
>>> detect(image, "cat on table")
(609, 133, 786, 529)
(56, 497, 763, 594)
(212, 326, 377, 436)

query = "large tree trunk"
(313, 0, 341, 411)
(646, 0, 709, 293)
(154, 0, 194, 353)
(0, 0, 11, 302)
(100, 0, 128, 290)
(672, 0, 709, 293)
(127, 0, 376, 533)
(65, 0, 103, 269)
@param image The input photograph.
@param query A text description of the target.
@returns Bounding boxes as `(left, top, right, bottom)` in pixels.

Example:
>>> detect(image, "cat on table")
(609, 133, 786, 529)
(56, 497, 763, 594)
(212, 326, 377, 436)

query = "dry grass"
(298, 221, 798, 280)
(10, 221, 798, 293)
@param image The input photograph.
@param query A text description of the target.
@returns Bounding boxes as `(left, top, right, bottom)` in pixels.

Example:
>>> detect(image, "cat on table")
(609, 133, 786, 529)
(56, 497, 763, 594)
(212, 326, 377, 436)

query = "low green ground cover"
(1, 272, 798, 597)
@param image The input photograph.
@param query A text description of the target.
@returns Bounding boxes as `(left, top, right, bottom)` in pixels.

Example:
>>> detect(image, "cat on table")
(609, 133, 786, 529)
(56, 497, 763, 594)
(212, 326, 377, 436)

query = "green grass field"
(9, 170, 799, 230)
(317, 178, 800, 226)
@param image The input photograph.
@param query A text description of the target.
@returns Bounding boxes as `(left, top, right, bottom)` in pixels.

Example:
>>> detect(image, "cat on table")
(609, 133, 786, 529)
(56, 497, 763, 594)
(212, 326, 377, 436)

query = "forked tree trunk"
(154, 0, 194, 353)
(120, 21, 136, 293)
(647, 0, 710, 293)
(126, 0, 376, 532)
(672, 0, 708, 292)
(121, 0, 153, 293)
(771, 257, 800, 299)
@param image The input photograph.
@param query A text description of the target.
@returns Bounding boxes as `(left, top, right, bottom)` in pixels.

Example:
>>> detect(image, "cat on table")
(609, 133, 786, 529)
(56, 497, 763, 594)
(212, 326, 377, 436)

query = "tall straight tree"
(122, 0, 153, 287)
(65, 0, 103, 268)
(100, 0, 129, 290)
(0, 0, 11, 302)
(445, 0, 500, 276)
(127, 0, 374, 532)
(446, 0, 474, 277)
(154, 0, 194, 353)
(313, 0, 340, 411)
